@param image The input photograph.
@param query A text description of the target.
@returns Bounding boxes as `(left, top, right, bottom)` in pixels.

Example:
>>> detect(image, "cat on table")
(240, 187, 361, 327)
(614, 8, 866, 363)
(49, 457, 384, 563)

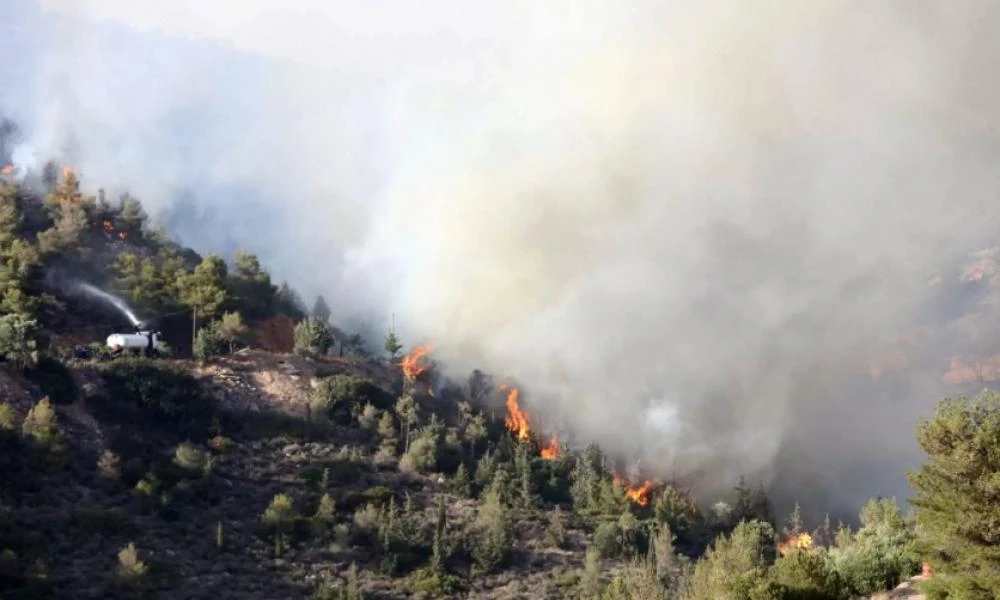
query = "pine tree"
(546, 506, 568, 548)
(381, 498, 400, 555)
(314, 493, 335, 523)
(0, 313, 43, 368)
(570, 454, 597, 514)
(464, 412, 487, 463)
(430, 495, 448, 576)
(450, 463, 472, 497)
(475, 449, 497, 490)
(179, 255, 229, 320)
(514, 442, 535, 510)
(117, 193, 146, 236)
(218, 311, 248, 353)
(383, 331, 402, 360)
(377, 411, 397, 444)
(262, 493, 297, 557)
(228, 250, 277, 319)
(21, 396, 61, 449)
(311, 294, 332, 323)
(580, 547, 603, 598)
(471, 487, 513, 574)
(783, 501, 804, 537)
(0, 192, 43, 316)
(394, 395, 419, 453)
(276, 281, 306, 318)
(907, 391, 1000, 599)
(0, 117, 19, 164)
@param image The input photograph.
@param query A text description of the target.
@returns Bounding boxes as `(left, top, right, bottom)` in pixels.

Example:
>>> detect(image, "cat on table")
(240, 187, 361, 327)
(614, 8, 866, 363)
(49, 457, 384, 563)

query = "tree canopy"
(907, 390, 1000, 600)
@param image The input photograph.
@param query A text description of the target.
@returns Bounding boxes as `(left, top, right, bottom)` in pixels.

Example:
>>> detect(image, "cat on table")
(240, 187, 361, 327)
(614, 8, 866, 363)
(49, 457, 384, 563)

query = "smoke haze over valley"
(5, 0, 1000, 517)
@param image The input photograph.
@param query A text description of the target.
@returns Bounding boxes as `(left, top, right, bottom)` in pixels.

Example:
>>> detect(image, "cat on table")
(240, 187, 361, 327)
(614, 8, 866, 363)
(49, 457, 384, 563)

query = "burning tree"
(539, 435, 560, 460)
(613, 472, 657, 508)
(499, 383, 565, 461)
(500, 384, 530, 442)
(402, 345, 433, 380)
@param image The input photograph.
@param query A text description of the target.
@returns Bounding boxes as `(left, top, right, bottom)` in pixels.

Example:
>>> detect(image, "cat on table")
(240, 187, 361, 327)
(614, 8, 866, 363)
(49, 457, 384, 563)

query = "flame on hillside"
(61, 165, 74, 179)
(613, 472, 656, 507)
(778, 532, 814, 556)
(402, 345, 433, 380)
(118, 231, 127, 241)
(501, 384, 531, 442)
(102, 219, 114, 233)
(540, 435, 560, 460)
(0, 164, 12, 176)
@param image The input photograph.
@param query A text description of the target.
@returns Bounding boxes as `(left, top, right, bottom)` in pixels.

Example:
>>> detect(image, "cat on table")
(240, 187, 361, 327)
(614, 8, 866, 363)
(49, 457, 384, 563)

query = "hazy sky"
(6, 0, 1000, 517)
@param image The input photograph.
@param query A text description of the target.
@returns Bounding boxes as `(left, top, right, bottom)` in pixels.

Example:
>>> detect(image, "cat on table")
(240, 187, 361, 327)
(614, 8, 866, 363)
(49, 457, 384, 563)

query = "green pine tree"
(907, 391, 1000, 600)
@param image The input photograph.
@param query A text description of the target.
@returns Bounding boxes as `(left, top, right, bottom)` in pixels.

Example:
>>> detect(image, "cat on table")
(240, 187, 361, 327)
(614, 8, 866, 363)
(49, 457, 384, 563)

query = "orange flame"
(777, 532, 814, 556)
(613, 472, 656, 507)
(0, 164, 12, 176)
(401, 345, 433, 380)
(118, 231, 127, 241)
(500, 384, 531, 442)
(540, 435, 559, 460)
(61, 166, 74, 179)
(102, 219, 115, 233)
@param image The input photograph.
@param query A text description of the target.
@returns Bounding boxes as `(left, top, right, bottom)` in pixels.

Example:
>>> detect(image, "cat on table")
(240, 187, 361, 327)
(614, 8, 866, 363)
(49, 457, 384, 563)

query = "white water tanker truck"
(106, 330, 166, 357)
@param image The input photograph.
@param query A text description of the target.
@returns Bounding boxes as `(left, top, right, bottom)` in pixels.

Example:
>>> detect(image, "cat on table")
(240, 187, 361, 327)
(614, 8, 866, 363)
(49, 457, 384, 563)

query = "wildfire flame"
(102, 219, 114, 233)
(61, 165, 74, 179)
(540, 435, 559, 460)
(778, 532, 814, 556)
(0, 164, 12, 176)
(118, 231, 127, 241)
(401, 345, 433, 380)
(613, 472, 656, 507)
(501, 384, 531, 442)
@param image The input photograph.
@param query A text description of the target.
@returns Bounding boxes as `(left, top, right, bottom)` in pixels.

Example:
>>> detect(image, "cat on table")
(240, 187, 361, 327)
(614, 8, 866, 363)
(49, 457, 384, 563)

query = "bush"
(311, 374, 389, 423)
(770, 550, 840, 600)
(685, 520, 781, 600)
(173, 441, 207, 473)
(97, 450, 122, 481)
(116, 542, 148, 581)
(194, 322, 225, 360)
(23, 356, 76, 405)
(262, 493, 297, 557)
(87, 341, 111, 360)
(825, 498, 918, 597)
(400, 435, 439, 474)
(99, 359, 216, 430)
(593, 520, 622, 558)
(21, 397, 61, 449)
(294, 318, 334, 357)
(0, 403, 16, 431)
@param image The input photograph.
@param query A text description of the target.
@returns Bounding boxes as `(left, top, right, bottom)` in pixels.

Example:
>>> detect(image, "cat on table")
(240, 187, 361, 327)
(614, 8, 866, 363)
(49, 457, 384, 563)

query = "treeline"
(0, 157, 345, 361)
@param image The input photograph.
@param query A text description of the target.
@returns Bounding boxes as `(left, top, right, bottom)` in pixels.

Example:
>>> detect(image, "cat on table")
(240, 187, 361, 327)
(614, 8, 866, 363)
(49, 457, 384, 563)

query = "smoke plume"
(6, 0, 1000, 516)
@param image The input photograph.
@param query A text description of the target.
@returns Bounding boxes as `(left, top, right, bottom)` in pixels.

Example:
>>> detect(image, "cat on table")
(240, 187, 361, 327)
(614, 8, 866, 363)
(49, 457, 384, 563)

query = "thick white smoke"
(8, 0, 1000, 513)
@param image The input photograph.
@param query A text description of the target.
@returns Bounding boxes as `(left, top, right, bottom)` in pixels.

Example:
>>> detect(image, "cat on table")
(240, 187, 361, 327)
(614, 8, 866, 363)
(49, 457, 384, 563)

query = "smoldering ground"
(6, 0, 1000, 518)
